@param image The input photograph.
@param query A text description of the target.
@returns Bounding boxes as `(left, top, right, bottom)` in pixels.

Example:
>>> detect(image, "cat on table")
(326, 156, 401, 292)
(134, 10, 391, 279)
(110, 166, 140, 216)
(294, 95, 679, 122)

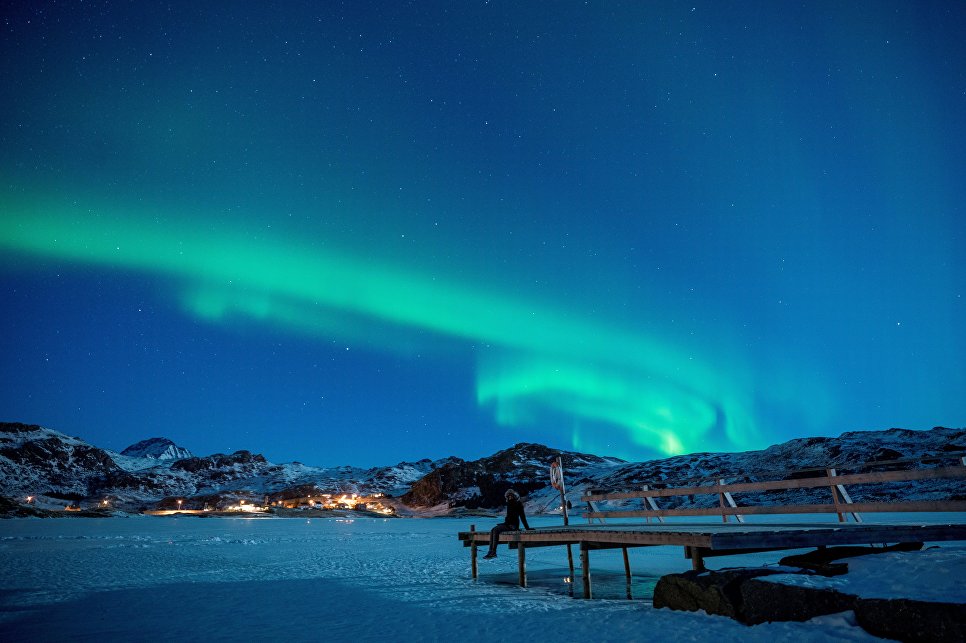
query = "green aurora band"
(1, 194, 778, 457)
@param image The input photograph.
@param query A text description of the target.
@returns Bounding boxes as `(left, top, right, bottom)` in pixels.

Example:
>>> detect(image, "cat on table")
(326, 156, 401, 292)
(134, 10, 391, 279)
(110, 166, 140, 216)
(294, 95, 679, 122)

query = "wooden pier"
(458, 521, 966, 599)
(458, 453, 966, 598)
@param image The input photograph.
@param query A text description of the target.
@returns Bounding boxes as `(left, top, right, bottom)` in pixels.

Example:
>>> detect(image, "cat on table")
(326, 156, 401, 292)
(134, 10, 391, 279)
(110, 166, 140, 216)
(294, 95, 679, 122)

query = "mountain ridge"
(1, 421, 963, 516)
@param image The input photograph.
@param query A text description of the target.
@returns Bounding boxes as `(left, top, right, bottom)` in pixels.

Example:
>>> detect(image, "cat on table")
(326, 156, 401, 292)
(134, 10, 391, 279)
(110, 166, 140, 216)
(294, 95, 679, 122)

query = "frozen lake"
(1, 514, 957, 641)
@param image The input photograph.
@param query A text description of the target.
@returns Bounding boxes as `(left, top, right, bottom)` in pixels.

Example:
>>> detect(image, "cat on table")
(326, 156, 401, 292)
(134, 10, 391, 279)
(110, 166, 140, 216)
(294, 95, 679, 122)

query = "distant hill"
(0, 421, 963, 516)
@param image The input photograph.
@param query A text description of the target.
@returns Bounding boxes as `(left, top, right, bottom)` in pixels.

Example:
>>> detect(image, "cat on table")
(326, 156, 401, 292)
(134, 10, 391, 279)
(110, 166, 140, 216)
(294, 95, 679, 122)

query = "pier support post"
(581, 543, 592, 599)
(518, 542, 527, 587)
(470, 524, 478, 579)
(623, 547, 632, 599)
(686, 546, 706, 571)
(566, 543, 575, 582)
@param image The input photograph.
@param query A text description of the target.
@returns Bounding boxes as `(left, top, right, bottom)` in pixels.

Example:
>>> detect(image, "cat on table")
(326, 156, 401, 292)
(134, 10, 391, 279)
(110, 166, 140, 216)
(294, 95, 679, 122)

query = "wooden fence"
(581, 453, 966, 524)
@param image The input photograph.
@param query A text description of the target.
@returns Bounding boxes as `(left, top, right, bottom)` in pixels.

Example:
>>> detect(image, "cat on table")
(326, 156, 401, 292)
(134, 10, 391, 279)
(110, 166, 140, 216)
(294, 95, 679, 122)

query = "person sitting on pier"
(482, 488, 532, 559)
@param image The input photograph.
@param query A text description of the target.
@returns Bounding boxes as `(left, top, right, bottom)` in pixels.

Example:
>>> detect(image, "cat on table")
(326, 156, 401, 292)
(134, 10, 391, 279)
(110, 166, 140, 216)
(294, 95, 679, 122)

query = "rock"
(741, 578, 858, 625)
(654, 568, 859, 626)
(872, 447, 904, 462)
(0, 422, 43, 434)
(400, 460, 473, 507)
(653, 568, 782, 619)
(855, 597, 966, 643)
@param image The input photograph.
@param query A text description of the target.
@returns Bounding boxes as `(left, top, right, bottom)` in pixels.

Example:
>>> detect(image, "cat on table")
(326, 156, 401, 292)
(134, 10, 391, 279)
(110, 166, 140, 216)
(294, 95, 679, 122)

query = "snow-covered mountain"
(0, 422, 122, 500)
(120, 437, 192, 461)
(0, 421, 962, 516)
(0, 422, 456, 511)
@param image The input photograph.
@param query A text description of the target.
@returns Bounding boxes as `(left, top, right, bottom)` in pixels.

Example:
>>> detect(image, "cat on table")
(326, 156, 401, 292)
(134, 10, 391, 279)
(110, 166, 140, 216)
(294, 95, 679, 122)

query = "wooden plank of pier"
(460, 522, 966, 551)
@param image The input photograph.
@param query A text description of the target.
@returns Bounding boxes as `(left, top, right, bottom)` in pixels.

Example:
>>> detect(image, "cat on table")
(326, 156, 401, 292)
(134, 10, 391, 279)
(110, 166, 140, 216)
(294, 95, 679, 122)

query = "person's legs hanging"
(485, 523, 510, 558)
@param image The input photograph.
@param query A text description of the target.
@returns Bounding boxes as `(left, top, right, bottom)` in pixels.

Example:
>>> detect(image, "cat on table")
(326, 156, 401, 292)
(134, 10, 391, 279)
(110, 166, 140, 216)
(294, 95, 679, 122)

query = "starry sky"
(1, 1, 964, 468)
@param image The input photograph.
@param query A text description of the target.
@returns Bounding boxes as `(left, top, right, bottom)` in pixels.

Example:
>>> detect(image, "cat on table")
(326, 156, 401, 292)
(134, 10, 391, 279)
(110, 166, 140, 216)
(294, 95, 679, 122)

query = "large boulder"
(653, 568, 782, 619)
(740, 578, 857, 625)
(655, 568, 858, 626)
(654, 554, 964, 641)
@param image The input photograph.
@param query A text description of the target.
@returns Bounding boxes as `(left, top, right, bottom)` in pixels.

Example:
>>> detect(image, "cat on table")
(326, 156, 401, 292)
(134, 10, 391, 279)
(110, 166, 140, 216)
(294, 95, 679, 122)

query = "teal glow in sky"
(1, 2, 963, 466)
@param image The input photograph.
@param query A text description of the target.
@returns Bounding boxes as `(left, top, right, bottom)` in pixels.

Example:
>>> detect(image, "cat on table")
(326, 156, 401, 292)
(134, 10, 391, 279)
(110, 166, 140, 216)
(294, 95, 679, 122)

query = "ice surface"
(2, 515, 956, 642)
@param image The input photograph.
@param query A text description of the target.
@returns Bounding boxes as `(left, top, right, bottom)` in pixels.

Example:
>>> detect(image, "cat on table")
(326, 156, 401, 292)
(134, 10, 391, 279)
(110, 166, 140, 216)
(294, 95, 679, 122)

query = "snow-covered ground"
(0, 515, 962, 642)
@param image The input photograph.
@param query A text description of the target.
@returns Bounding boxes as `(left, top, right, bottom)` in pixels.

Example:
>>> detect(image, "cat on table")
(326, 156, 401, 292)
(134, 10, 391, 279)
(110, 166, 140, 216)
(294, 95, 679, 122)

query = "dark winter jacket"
(503, 497, 530, 530)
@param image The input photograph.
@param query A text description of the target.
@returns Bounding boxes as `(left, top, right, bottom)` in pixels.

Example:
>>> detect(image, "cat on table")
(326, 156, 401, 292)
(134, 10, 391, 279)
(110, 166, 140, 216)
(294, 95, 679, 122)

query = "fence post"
(642, 485, 665, 523)
(718, 478, 745, 523)
(827, 468, 845, 522)
(718, 478, 729, 523)
(827, 468, 861, 523)
(586, 497, 606, 524)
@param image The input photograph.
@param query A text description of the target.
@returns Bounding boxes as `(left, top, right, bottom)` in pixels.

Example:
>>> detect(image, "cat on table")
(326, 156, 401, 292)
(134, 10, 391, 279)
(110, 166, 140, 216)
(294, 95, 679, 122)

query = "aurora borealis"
(1, 3, 963, 466)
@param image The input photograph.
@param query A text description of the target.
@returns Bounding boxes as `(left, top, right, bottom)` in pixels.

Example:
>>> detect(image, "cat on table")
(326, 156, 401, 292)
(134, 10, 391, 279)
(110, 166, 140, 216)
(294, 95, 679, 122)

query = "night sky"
(1, 2, 964, 468)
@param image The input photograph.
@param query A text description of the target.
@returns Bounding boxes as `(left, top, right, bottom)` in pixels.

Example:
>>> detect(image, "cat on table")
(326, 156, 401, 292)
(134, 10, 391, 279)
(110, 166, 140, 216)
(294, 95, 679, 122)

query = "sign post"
(551, 456, 575, 584)
(550, 456, 569, 525)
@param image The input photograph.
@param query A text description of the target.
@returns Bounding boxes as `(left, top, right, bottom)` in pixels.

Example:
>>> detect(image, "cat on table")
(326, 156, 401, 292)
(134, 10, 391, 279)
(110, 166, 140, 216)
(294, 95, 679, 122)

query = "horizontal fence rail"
(593, 451, 966, 492)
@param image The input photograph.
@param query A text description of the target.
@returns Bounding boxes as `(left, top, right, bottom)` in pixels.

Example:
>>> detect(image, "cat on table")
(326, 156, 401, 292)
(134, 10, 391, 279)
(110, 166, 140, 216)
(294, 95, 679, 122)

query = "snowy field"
(1, 515, 963, 642)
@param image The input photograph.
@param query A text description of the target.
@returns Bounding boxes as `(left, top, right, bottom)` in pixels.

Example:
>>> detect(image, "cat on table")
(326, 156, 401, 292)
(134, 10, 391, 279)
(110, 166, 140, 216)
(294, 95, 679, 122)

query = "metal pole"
(558, 456, 570, 526)
(556, 456, 575, 580)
